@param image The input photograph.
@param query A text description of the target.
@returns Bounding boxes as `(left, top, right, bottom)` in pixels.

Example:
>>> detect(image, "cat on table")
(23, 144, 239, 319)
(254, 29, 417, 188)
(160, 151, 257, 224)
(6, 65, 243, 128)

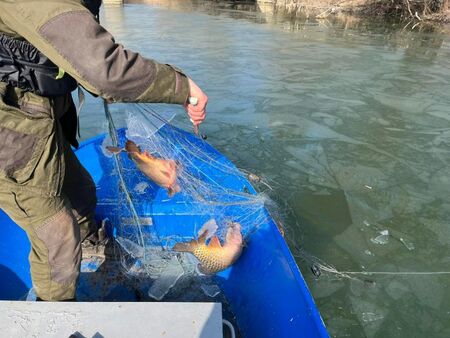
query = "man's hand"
(184, 78, 208, 127)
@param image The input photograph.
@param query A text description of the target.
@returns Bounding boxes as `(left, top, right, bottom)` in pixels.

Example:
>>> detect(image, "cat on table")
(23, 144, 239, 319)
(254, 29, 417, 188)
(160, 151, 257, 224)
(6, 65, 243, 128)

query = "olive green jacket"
(0, 0, 190, 196)
(0, 0, 190, 104)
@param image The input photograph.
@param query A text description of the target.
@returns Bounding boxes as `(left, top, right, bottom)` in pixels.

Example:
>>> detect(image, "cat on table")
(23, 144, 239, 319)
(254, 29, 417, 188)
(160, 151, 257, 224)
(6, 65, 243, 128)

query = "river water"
(82, 2, 450, 337)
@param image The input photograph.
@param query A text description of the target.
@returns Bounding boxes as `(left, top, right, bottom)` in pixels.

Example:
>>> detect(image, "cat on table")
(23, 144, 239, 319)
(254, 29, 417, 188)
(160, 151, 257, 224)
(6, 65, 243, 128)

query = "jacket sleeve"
(0, 0, 190, 104)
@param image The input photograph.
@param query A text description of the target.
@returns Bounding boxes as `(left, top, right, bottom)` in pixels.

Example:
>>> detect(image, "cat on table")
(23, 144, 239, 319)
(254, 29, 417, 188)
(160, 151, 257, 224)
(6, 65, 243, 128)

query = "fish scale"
(173, 223, 243, 274)
(194, 246, 228, 273)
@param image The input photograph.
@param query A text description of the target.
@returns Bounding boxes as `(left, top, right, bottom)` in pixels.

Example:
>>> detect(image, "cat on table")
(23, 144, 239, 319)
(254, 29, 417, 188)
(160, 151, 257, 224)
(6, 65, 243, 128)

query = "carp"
(107, 140, 180, 196)
(173, 222, 244, 274)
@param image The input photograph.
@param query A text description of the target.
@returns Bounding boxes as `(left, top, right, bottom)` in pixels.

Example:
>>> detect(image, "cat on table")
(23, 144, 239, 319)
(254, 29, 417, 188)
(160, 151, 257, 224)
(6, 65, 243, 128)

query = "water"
(80, 2, 450, 337)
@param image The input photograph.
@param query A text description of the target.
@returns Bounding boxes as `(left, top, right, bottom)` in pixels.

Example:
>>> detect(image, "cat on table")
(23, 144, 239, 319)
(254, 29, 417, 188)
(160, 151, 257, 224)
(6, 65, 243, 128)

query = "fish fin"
(125, 140, 141, 153)
(168, 187, 174, 197)
(172, 184, 181, 196)
(105, 146, 123, 154)
(173, 241, 194, 253)
(198, 229, 208, 244)
(208, 236, 222, 248)
(167, 184, 180, 197)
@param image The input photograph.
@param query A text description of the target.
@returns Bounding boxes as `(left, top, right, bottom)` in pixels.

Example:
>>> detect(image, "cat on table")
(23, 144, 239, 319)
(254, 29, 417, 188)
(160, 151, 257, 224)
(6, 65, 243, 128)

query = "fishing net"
(100, 102, 274, 300)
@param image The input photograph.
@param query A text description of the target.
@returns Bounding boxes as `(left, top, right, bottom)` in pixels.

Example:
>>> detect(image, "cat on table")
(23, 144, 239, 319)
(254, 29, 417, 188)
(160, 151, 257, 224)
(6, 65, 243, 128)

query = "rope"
(222, 319, 236, 338)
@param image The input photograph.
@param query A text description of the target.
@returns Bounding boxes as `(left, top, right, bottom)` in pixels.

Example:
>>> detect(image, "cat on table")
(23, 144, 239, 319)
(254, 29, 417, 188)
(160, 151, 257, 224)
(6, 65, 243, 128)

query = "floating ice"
(399, 237, 415, 250)
(351, 297, 388, 337)
(386, 280, 410, 301)
(362, 312, 384, 323)
(370, 230, 389, 245)
(148, 255, 185, 300)
(364, 250, 375, 256)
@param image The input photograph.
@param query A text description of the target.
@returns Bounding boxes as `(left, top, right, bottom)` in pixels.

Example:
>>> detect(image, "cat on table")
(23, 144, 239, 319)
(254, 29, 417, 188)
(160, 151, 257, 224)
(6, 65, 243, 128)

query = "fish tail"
(125, 140, 141, 153)
(197, 229, 208, 244)
(168, 187, 175, 197)
(168, 184, 181, 197)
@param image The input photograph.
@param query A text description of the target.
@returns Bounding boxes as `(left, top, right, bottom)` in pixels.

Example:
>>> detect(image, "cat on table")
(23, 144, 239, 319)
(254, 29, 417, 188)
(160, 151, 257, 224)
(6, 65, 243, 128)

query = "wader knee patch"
(34, 206, 81, 285)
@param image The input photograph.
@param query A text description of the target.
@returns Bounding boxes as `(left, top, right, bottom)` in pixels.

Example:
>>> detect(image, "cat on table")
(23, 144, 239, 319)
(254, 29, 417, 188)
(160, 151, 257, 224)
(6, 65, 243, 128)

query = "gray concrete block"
(0, 301, 223, 338)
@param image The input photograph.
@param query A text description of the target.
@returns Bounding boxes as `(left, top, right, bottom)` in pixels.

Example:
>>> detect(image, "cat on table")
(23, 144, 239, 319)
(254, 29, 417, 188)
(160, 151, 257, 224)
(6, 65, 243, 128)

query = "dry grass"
(261, 0, 449, 21)
(125, 0, 450, 22)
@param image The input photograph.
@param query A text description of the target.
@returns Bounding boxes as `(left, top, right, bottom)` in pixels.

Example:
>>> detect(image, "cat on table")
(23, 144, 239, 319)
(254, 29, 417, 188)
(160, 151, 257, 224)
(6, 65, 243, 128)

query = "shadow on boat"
(0, 265, 29, 300)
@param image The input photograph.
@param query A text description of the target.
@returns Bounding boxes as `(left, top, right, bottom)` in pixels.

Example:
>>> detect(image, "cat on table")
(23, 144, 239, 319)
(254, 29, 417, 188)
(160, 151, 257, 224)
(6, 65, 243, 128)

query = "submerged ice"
(148, 256, 185, 300)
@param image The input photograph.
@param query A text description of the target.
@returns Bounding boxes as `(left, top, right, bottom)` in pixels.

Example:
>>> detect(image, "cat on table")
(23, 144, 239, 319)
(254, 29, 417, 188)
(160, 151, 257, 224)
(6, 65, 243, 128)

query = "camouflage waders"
(0, 0, 189, 300)
(0, 83, 97, 300)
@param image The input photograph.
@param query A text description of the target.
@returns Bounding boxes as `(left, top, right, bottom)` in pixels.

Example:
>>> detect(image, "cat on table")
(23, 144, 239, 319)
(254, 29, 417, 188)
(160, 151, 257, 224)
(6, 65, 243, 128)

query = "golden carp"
(173, 222, 243, 274)
(107, 140, 180, 196)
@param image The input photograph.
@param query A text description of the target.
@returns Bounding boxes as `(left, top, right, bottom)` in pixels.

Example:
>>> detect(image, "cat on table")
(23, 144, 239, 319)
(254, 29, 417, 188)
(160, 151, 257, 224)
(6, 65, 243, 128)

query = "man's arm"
(0, 0, 190, 104)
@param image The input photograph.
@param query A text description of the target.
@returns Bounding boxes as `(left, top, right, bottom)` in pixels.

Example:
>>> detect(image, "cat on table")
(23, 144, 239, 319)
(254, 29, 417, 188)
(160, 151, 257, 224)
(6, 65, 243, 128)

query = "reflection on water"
(81, 2, 450, 337)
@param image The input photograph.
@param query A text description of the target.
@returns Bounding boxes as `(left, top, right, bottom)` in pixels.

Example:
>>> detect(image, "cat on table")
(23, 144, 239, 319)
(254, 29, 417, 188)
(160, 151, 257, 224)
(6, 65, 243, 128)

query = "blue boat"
(0, 123, 328, 338)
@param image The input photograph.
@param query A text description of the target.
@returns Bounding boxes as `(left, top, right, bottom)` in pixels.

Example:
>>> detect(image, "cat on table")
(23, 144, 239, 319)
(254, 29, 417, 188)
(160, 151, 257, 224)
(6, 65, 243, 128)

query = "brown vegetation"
(124, 0, 450, 23)
(263, 0, 449, 22)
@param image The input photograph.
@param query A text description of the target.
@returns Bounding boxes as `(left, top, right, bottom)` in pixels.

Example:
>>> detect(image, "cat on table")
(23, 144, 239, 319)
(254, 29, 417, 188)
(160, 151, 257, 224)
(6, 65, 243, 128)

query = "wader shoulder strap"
(0, 34, 77, 96)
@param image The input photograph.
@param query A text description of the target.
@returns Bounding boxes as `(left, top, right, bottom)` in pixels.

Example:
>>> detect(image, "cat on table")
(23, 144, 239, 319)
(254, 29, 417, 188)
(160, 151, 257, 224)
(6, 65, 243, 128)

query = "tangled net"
(101, 102, 273, 300)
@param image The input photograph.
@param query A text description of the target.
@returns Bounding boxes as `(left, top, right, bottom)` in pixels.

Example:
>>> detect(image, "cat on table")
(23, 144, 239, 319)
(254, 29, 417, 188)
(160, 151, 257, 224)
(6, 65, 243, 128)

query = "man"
(0, 0, 208, 301)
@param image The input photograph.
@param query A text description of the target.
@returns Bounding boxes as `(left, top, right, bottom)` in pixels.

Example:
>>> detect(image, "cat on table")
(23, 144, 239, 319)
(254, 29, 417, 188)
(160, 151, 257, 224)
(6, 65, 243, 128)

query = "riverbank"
(256, 0, 450, 23)
(122, 0, 450, 24)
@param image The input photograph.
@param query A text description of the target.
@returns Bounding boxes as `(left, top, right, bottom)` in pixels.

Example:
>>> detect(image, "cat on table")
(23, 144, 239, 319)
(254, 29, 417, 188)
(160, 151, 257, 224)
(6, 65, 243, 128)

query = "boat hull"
(0, 127, 327, 337)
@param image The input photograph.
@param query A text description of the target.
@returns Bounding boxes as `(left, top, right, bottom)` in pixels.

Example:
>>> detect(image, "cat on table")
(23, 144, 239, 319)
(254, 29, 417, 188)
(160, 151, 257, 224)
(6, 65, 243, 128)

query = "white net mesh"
(101, 102, 274, 299)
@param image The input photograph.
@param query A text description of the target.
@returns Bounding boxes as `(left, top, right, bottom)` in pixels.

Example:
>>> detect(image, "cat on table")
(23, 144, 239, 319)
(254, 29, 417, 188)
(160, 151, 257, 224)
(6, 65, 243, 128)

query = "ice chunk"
(177, 251, 197, 275)
(370, 230, 389, 245)
(386, 280, 409, 301)
(134, 182, 149, 194)
(148, 256, 184, 300)
(364, 249, 375, 256)
(200, 283, 221, 298)
(198, 219, 218, 239)
(350, 297, 388, 338)
(399, 237, 415, 250)
(362, 312, 384, 323)
(100, 134, 114, 158)
(116, 236, 145, 259)
(311, 278, 345, 299)
(26, 288, 37, 301)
